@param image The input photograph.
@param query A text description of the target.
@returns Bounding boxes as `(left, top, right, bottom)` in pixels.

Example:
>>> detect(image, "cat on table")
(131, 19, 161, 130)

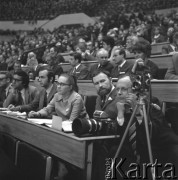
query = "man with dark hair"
(111, 48, 134, 78)
(132, 38, 159, 79)
(49, 46, 65, 64)
(89, 48, 113, 79)
(68, 52, 89, 80)
(92, 70, 117, 114)
(36, 67, 58, 110)
(0, 71, 13, 107)
(3, 70, 39, 112)
(103, 36, 115, 58)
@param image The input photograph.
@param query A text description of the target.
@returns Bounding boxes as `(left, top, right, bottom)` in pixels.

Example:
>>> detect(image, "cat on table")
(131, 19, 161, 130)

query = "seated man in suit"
(89, 48, 113, 79)
(111, 48, 134, 78)
(165, 52, 178, 79)
(92, 71, 178, 179)
(3, 70, 39, 112)
(0, 71, 13, 107)
(68, 52, 89, 80)
(36, 67, 58, 110)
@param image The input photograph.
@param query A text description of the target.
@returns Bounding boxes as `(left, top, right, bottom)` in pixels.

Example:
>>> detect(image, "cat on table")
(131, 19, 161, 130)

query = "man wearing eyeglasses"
(3, 70, 39, 112)
(89, 48, 113, 79)
(0, 71, 13, 107)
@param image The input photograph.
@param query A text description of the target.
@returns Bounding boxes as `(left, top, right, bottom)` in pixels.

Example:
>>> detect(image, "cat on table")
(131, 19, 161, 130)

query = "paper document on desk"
(62, 121, 72, 132)
(28, 118, 52, 126)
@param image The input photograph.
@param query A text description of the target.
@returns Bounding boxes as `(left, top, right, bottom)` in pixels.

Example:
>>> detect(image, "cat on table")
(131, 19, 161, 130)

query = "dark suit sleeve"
(77, 66, 89, 80)
(150, 103, 178, 145)
(20, 88, 40, 112)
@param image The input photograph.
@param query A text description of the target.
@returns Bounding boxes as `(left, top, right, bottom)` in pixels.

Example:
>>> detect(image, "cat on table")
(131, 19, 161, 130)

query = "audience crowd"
(1, 1, 178, 179)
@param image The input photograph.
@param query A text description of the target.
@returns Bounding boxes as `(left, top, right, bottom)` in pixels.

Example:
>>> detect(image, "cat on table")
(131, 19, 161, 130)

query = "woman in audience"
(29, 73, 88, 180)
(28, 73, 88, 121)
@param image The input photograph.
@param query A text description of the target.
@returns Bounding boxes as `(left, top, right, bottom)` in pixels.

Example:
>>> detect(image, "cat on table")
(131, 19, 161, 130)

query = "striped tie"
(129, 118, 140, 163)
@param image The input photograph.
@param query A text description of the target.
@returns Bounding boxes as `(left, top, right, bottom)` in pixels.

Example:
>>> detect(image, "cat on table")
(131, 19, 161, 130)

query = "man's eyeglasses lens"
(13, 78, 22, 82)
(56, 82, 70, 87)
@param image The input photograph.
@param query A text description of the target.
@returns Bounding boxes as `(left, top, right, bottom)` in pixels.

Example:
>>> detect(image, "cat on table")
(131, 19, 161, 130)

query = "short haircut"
(14, 70, 29, 88)
(103, 36, 115, 48)
(73, 52, 82, 63)
(114, 48, 126, 59)
(59, 73, 78, 92)
(92, 69, 111, 81)
(132, 38, 151, 57)
(38, 66, 55, 83)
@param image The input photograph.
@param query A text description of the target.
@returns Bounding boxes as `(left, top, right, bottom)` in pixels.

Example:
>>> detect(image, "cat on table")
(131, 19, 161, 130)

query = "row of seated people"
(25, 37, 178, 83)
(0, 64, 178, 179)
(0, 37, 178, 179)
(23, 38, 162, 82)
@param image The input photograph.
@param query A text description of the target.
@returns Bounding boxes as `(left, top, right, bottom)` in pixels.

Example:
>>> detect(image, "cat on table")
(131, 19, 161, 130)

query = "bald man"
(89, 48, 113, 79)
(93, 74, 178, 179)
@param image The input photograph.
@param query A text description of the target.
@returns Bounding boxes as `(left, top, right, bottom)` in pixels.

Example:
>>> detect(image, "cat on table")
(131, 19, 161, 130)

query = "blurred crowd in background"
(0, 0, 178, 75)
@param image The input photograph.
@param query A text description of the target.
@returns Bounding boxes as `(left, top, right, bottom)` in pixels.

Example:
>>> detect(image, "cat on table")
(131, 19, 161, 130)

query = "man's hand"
(132, 58, 144, 73)
(125, 93, 137, 110)
(9, 106, 21, 112)
(7, 104, 15, 110)
(28, 111, 40, 118)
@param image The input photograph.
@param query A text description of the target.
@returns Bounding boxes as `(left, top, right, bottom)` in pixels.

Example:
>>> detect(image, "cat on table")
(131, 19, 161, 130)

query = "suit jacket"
(89, 61, 114, 79)
(111, 60, 134, 78)
(95, 88, 119, 119)
(0, 85, 13, 107)
(0, 88, 6, 107)
(68, 64, 89, 80)
(165, 53, 178, 80)
(3, 85, 38, 112)
(38, 83, 58, 110)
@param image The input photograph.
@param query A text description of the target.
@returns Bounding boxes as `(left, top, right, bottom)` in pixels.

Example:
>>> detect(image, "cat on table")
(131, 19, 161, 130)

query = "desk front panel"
(0, 114, 86, 169)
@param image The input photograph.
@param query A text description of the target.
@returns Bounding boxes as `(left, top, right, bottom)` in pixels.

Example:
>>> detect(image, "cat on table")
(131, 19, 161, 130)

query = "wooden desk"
(151, 80, 178, 102)
(0, 113, 119, 180)
(151, 42, 170, 55)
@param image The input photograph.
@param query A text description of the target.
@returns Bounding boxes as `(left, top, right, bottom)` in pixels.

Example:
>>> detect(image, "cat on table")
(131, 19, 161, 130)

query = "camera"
(72, 111, 118, 137)
(132, 60, 151, 94)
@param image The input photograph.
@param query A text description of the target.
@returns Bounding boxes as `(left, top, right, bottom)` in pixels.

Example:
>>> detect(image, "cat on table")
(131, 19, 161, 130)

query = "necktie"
(43, 91, 48, 107)
(72, 67, 76, 75)
(17, 91, 24, 105)
(101, 96, 106, 108)
(129, 118, 140, 163)
(118, 65, 121, 73)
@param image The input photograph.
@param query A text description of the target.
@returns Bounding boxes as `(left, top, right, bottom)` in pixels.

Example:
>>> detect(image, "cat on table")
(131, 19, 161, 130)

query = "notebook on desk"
(52, 115, 72, 132)
(28, 118, 52, 127)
